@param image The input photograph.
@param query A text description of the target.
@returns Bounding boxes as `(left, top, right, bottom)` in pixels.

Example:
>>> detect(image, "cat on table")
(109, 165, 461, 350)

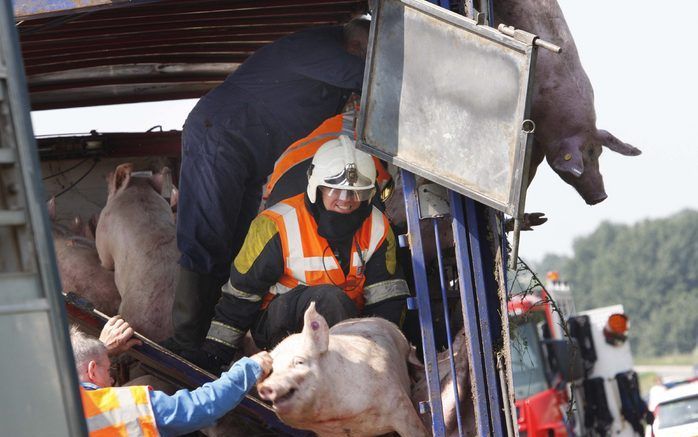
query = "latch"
(498, 24, 562, 53)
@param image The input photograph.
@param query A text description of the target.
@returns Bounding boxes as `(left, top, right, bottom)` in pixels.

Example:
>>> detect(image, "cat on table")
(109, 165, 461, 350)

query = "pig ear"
(71, 216, 83, 235)
(109, 163, 133, 196)
(88, 213, 99, 239)
(301, 302, 329, 355)
(170, 187, 179, 211)
(150, 167, 171, 195)
(47, 197, 56, 220)
(549, 139, 584, 177)
(597, 130, 642, 156)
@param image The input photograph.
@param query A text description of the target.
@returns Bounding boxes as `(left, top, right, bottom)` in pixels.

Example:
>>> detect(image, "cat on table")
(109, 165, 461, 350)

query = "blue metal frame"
(403, 172, 508, 436)
(449, 189, 492, 436)
(400, 169, 446, 436)
(463, 197, 506, 436)
(432, 218, 464, 436)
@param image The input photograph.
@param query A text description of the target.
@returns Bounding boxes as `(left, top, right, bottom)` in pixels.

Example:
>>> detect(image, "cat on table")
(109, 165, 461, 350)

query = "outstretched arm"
(149, 352, 271, 437)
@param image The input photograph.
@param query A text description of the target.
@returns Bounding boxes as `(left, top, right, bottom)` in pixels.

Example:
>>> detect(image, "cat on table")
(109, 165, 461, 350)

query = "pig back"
(493, 0, 596, 146)
(96, 180, 178, 340)
(52, 230, 121, 316)
(329, 317, 416, 390)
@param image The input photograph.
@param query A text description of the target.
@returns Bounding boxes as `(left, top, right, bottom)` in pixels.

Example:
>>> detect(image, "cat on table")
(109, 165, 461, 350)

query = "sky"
(30, 0, 698, 263)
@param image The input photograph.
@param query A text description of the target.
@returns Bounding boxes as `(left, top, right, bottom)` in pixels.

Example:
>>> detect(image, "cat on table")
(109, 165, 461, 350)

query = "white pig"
(258, 303, 428, 437)
(96, 163, 178, 341)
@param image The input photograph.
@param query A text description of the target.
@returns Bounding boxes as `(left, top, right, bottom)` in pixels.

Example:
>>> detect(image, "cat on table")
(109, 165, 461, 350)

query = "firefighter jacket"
(205, 193, 410, 350)
(80, 384, 159, 437)
(263, 107, 393, 207)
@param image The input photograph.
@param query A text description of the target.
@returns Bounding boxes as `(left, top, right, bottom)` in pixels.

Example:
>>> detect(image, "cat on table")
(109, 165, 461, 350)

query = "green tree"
(530, 209, 698, 358)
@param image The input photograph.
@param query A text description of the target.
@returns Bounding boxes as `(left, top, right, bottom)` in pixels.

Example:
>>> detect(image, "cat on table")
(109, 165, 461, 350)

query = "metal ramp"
(0, 0, 86, 435)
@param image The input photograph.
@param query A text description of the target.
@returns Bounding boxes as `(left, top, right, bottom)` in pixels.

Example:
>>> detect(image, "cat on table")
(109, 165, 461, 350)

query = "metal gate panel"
(358, 0, 535, 216)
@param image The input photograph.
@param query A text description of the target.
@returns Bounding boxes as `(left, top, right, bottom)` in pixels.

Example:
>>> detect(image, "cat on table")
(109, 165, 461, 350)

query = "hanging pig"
(257, 303, 428, 437)
(95, 163, 178, 341)
(493, 0, 641, 204)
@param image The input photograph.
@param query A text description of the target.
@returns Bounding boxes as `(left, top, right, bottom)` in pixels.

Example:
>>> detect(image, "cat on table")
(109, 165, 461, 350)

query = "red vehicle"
(509, 271, 650, 437)
(509, 291, 572, 437)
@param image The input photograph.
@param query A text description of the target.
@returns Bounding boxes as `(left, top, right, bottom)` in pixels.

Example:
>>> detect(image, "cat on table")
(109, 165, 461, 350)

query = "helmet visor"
(320, 186, 375, 202)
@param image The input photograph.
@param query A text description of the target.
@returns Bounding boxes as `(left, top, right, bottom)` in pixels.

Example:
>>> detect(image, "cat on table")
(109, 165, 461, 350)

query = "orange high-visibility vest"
(263, 109, 391, 200)
(80, 385, 159, 437)
(261, 193, 389, 310)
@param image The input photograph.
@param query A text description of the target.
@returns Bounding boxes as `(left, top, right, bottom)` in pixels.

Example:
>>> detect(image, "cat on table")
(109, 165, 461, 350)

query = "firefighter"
(71, 316, 272, 437)
(169, 17, 371, 355)
(195, 136, 411, 373)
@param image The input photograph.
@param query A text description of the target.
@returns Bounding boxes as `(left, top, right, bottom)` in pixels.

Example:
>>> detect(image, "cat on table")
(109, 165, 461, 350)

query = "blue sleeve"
(292, 49, 365, 90)
(289, 29, 365, 90)
(150, 357, 262, 437)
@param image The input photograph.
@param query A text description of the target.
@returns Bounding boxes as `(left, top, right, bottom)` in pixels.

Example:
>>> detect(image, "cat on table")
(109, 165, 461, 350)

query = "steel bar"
(464, 198, 505, 435)
(432, 218, 464, 437)
(401, 169, 446, 436)
(449, 189, 490, 436)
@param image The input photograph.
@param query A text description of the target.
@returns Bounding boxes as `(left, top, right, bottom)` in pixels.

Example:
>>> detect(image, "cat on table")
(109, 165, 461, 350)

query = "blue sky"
(30, 0, 698, 263)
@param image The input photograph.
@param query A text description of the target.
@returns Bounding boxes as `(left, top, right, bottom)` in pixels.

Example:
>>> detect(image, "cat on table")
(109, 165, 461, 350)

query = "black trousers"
(250, 284, 358, 350)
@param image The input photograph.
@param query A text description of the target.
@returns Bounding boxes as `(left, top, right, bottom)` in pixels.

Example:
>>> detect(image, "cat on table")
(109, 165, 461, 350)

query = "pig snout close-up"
(95, 163, 179, 341)
(257, 302, 428, 437)
(493, 0, 641, 205)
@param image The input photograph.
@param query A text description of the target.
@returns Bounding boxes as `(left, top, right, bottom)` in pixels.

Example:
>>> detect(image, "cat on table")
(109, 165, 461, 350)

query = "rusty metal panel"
(14, 0, 368, 108)
(357, 0, 536, 216)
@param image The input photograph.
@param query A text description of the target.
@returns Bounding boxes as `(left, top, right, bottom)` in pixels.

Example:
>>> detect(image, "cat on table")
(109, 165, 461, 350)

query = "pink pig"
(257, 303, 428, 437)
(95, 163, 178, 341)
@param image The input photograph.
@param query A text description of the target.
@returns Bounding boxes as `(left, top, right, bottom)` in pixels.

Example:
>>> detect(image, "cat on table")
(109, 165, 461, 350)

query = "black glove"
(180, 344, 233, 376)
(191, 339, 241, 375)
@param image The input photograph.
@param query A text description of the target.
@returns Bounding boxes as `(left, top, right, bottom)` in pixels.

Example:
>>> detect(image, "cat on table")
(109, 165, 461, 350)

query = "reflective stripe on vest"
(80, 385, 159, 437)
(262, 194, 388, 310)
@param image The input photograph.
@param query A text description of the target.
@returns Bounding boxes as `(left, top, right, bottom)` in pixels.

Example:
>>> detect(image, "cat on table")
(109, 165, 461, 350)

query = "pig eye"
(292, 356, 305, 367)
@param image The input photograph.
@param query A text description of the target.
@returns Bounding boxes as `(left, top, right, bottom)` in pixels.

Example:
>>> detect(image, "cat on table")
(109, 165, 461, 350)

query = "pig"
(258, 303, 428, 437)
(95, 163, 178, 341)
(411, 328, 475, 437)
(492, 0, 641, 204)
(47, 198, 121, 316)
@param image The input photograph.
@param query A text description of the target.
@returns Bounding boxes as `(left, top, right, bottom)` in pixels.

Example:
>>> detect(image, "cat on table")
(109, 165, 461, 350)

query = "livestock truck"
(509, 271, 652, 436)
(2, 0, 567, 436)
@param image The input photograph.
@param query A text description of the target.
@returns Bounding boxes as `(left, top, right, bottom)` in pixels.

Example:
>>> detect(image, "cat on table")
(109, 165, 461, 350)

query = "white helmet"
(307, 135, 377, 204)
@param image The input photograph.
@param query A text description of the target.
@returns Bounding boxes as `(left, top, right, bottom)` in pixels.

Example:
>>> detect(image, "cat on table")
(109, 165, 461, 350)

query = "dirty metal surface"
(13, 0, 368, 109)
(358, 0, 535, 216)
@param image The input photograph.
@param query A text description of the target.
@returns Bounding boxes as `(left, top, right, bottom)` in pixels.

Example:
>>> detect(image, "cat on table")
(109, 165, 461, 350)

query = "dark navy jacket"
(186, 25, 365, 177)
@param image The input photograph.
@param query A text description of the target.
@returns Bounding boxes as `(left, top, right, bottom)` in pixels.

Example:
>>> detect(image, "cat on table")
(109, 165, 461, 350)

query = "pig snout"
(258, 381, 297, 403)
(258, 377, 301, 414)
(584, 191, 608, 205)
